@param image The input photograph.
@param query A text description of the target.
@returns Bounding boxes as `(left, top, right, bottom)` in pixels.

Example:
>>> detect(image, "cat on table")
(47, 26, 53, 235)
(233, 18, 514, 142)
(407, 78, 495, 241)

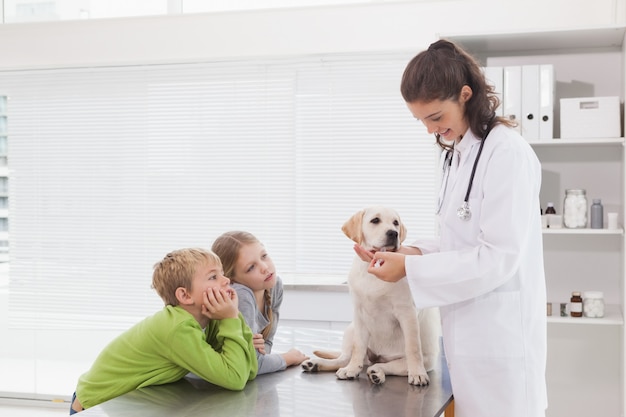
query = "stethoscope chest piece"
(457, 201, 471, 221)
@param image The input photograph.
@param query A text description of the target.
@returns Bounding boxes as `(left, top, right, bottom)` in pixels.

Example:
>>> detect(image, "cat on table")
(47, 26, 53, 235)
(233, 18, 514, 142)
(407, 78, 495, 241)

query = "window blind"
(1, 52, 437, 329)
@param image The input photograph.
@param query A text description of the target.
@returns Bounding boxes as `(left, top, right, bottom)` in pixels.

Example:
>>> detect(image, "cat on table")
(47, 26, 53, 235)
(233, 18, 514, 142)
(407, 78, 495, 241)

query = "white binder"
(483, 66, 503, 116)
(521, 65, 540, 140)
(539, 64, 555, 140)
(503, 66, 522, 134)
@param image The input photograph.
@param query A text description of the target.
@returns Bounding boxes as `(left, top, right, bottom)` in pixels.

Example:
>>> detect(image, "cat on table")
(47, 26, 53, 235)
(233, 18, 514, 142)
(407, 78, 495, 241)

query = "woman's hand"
(367, 251, 407, 283)
(353, 244, 375, 262)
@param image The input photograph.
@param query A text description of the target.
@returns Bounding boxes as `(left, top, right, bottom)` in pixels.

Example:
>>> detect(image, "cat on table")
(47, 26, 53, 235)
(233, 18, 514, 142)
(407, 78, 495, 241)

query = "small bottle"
(545, 202, 556, 214)
(570, 291, 583, 317)
(583, 291, 605, 318)
(590, 199, 604, 229)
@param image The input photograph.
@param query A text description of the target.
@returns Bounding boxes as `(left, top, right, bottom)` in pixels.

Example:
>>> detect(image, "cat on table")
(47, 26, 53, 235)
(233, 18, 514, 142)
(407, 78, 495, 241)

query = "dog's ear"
(399, 221, 407, 243)
(341, 210, 364, 244)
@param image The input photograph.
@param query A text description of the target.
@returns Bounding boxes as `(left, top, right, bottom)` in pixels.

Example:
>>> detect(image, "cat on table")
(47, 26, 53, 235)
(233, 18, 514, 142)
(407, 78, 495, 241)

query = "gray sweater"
(232, 277, 285, 374)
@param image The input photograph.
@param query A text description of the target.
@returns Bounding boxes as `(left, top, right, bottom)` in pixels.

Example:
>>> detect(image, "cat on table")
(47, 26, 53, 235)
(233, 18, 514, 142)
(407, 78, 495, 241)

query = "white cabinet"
(444, 27, 625, 417)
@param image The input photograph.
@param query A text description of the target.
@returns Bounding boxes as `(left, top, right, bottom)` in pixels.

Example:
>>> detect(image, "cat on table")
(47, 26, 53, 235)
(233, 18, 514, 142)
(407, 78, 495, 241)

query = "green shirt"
(76, 305, 257, 409)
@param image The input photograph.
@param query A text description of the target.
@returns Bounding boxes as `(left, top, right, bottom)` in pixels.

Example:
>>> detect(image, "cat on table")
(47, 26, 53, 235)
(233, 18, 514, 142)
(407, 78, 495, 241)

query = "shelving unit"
(0, 96, 7, 263)
(547, 304, 623, 325)
(444, 26, 626, 417)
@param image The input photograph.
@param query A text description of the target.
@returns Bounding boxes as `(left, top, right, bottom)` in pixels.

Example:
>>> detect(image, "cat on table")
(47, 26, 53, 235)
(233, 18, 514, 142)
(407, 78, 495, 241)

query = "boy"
(70, 248, 258, 414)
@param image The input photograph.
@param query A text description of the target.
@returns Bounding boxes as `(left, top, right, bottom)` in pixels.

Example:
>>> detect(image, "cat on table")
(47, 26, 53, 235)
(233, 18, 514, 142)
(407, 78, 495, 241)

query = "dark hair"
(400, 39, 513, 150)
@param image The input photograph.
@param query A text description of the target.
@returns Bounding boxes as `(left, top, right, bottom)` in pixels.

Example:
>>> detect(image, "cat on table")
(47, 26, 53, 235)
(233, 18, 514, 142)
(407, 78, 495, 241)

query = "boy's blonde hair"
(152, 248, 221, 306)
(212, 231, 274, 339)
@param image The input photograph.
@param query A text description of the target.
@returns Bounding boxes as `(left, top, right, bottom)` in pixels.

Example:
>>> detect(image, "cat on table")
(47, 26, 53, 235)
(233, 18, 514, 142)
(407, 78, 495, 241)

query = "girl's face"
(232, 242, 277, 292)
(406, 85, 472, 142)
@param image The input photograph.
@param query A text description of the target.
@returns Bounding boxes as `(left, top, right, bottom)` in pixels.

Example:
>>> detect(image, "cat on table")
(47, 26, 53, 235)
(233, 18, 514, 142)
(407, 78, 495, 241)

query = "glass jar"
(583, 291, 605, 318)
(563, 189, 587, 228)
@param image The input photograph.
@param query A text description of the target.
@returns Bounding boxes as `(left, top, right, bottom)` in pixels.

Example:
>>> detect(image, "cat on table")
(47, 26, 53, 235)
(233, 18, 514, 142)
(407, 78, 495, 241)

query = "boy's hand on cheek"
(201, 288, 239, 320)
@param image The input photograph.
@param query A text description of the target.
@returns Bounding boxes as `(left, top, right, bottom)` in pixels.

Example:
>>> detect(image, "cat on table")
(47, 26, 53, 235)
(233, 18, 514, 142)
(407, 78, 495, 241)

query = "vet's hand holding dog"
(354, 244, 422, 283)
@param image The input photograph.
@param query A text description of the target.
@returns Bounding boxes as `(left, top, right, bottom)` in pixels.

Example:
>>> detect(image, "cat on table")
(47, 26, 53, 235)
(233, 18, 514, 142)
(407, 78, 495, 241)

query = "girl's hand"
(201, 287, 239, 320)
(367, 251, 407, 283)
(281, 348, 309, 367)
(253, 333, 266, 354)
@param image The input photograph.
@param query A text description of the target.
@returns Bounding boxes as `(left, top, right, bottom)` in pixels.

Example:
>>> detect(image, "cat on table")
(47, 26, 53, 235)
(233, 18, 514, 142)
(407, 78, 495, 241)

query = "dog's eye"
(370, 217, 380, 224)
(393, 220, 400, 226)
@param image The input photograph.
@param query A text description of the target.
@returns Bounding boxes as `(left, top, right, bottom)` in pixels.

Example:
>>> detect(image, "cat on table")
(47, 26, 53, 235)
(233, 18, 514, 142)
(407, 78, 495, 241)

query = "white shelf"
(442, 25, 626, 55)
(527, 137, 625, 146)
(542, 228, 623, 235)
(548, 304, 623, 325)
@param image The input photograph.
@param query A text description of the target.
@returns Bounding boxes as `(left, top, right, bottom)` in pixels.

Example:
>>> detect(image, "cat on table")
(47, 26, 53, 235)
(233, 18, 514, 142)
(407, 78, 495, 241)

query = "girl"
(359, 39, 547, 417)
(212, 231, 308, 374)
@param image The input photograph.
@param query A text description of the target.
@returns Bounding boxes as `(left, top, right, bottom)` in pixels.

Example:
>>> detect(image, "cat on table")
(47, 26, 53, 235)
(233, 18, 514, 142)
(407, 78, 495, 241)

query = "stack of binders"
(483, 65, 555, 141)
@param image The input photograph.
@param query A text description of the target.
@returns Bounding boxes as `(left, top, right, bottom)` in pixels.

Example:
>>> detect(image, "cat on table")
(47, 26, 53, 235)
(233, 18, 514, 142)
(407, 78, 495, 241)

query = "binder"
(503, 66, 522, 134)
(483, 66, 503, 116)
(521, 65, 540, 140)
(539, 64, 555, 140)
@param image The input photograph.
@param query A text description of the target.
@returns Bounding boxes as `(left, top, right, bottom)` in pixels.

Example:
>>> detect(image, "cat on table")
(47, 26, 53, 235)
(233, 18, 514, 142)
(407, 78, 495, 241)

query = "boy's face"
(189, 261, 232, 304)
(232, 242, 277, 292)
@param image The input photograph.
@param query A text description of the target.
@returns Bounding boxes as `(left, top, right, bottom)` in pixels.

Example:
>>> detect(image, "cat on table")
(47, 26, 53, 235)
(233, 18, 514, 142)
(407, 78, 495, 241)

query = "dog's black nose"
(386, 230, 398, 239)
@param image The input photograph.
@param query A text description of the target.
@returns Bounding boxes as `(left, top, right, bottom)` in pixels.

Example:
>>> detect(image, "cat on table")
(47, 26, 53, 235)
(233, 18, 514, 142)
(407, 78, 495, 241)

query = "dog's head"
(341, 206, 407, 252)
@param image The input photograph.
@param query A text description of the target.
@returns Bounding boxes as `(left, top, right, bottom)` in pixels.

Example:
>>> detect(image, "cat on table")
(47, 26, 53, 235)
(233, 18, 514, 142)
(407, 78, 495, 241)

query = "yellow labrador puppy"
(302, 206, 440, 385)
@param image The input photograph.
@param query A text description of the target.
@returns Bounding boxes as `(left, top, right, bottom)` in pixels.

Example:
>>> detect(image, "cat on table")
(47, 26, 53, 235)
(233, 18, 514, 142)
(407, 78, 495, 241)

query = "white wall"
(0, 0, 622, 70)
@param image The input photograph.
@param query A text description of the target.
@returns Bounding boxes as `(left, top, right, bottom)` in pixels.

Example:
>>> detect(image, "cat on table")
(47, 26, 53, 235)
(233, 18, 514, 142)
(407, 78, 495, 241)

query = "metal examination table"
(76, 354, 453, 417)
(74, 325, 453, 416)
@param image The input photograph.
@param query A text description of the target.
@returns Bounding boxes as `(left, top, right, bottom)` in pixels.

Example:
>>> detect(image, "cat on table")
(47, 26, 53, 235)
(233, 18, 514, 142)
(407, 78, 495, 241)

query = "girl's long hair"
(212, 231, 274, 339)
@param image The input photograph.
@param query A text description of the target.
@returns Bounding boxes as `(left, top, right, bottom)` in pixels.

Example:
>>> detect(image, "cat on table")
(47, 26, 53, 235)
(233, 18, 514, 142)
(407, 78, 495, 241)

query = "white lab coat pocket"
(453, 291, 524, 358)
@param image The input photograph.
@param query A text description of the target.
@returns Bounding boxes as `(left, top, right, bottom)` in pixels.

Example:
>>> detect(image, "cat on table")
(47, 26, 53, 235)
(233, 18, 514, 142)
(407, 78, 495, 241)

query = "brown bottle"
(570, 291, 583, 317)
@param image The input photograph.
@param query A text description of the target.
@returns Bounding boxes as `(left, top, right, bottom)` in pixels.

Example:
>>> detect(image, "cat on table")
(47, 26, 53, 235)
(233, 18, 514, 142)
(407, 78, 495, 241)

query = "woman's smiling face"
(406, 85, 472, 142)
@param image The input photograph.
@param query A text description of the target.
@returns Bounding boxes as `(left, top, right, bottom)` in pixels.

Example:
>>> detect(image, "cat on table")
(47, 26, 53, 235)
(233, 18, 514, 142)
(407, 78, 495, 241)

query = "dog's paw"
(366, 365, 386, 385)
(408, 370, 430, 386)
(301, 360, 319, 373)
(336, 365, 362, 380)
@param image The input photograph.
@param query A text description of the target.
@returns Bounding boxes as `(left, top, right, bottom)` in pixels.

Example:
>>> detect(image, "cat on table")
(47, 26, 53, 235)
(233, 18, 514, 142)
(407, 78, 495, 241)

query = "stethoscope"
(436, 124, 492, 221)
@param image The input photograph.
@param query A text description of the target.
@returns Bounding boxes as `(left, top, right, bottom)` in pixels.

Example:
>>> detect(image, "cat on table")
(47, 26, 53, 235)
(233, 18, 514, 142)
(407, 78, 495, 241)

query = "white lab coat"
(406, 124, 547, 417)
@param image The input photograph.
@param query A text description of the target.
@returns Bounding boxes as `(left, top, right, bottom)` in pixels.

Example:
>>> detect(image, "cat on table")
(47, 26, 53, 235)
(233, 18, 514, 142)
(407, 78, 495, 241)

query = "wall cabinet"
(445, 26, 625, 417)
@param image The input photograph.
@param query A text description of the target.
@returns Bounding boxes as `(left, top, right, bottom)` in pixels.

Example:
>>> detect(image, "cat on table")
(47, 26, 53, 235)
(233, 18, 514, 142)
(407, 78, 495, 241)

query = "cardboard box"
(560, 96, 621, 139)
